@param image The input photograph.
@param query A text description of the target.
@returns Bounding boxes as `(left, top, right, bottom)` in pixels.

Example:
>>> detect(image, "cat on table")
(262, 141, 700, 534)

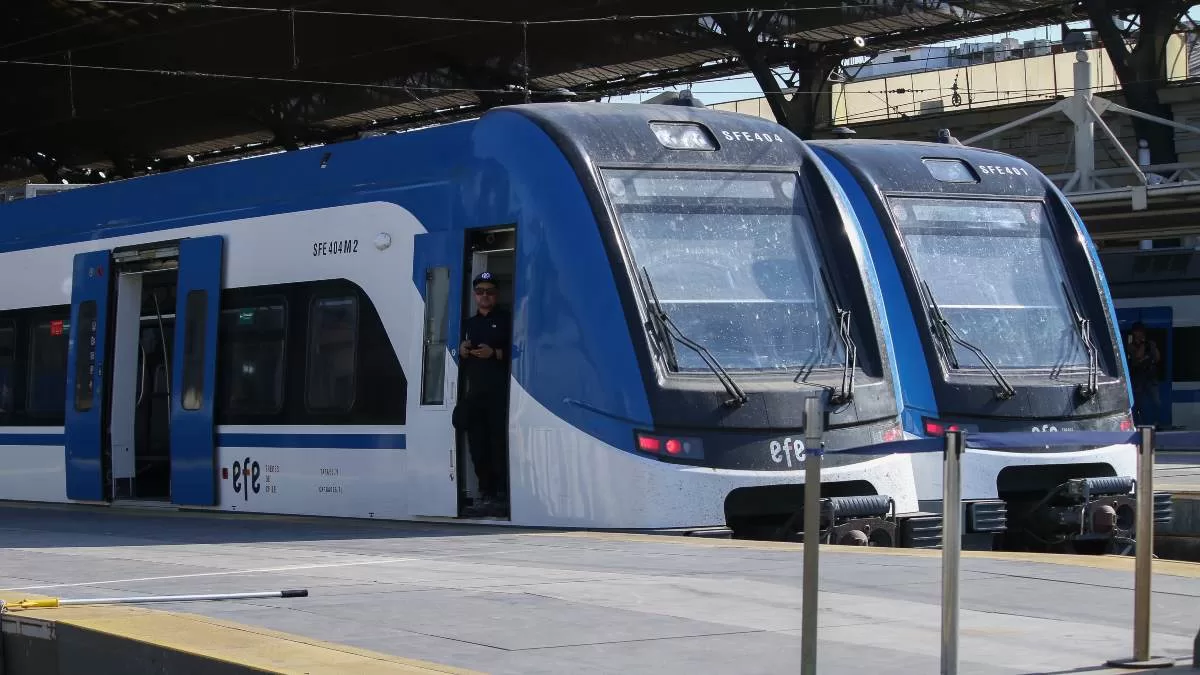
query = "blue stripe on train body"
(810, 147, 938, 435)
(456, 108, 656, 447)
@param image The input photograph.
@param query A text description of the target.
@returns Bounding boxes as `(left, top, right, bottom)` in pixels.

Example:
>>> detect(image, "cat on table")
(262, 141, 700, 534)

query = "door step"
(110, 499, 177, 511)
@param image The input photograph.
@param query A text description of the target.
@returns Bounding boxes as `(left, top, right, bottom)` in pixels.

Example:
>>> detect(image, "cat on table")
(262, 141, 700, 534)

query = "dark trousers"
(463, 392, 509, 499)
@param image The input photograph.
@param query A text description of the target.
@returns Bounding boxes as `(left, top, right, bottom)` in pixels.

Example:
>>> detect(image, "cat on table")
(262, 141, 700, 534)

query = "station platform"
(0, 504, 1197, 675)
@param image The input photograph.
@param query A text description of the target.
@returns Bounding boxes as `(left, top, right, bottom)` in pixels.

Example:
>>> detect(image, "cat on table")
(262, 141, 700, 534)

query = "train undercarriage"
(725, 478, 1173, 555)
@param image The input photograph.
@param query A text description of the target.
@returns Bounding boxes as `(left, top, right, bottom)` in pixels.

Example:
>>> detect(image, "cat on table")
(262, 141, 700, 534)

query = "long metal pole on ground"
(1, 590, 308, 611)
(941, 430, 964, 675)
(1107, 426, 1172, 669)
(801, 396, 824, 675)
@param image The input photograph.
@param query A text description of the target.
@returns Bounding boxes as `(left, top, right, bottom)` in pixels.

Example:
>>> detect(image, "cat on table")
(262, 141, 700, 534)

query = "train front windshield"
(603, 169, 845, 372)
(890, 197, 1088, 370)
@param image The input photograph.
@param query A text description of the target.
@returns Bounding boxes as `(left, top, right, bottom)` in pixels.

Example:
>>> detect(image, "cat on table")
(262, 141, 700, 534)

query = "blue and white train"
(0, 103, 937, 545)
(812, 139, 1151, 552)
(0, 102, 1157, 551)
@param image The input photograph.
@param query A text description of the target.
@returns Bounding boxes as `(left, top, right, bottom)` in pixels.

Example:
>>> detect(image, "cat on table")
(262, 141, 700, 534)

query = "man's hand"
(471, 344, 495, 360)
(459, 340, 473, 357)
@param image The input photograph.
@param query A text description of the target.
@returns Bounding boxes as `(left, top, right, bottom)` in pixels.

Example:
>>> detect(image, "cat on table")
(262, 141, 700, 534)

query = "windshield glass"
(890, 196, 1087, 370)
(603, 169, 845, 373)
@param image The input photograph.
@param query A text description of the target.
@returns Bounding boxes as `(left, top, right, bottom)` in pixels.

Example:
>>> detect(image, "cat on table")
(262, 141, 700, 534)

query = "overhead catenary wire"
(62, 0, 901, 25)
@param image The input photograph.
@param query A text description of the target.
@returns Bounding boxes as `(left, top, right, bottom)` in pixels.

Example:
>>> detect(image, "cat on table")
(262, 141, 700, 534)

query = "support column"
(1073, 51, 1096, 192)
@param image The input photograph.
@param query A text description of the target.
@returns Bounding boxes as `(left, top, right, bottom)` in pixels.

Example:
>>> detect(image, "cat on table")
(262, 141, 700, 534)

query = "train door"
(407, 233, 459, 518)
(1117, 306, 1173, 428)
(457, 227, 515, 518)
(66, 236, 224, 505)
(169, 236, 224, 505)
(64, 251, 114, 502)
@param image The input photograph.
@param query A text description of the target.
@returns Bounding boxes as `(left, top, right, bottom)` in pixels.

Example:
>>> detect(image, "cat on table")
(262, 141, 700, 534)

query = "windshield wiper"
(819, 268, 856, 405)
(920, 280, 1016, 400)
(1061, 282, 1099, 401)
(635, 266, 679, 371)
(639, 267, 748, 408)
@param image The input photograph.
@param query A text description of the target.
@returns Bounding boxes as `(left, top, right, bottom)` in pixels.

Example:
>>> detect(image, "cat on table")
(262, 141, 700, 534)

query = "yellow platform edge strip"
(525, 531, 1200, 578)
(0, 595, 482, 675)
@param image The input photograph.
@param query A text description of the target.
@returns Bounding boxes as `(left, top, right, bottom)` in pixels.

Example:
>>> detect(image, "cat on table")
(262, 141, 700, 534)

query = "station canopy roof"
(1, 0, 1085, 189)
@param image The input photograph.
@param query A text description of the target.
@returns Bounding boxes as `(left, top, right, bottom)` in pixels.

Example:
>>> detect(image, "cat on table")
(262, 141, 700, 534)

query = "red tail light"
(922, 418, 963, 437)
(635, 431, 705, 460)
(881, 427, 903, 442)
(1119, 418, 1134, 432)
(637, 435, 662, 453)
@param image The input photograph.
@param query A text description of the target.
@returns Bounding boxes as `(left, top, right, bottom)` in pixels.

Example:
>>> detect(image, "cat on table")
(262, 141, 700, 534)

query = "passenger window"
(0, 319, 14, 415)
(307, 296, 358, 412)
(218, 302, 287, 414)
(421, 267, 450, 405)
(74, 302, 98, 412)
(27, 316, 69, 415)
(181, 291, 208, 411)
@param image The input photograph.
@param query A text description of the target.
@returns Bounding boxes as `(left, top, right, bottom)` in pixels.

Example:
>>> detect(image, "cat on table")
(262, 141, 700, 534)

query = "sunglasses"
(474, 287, 497, 296)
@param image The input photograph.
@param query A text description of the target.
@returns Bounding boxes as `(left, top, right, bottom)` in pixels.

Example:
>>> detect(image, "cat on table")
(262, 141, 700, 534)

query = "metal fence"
(799, 423, 1200, 674)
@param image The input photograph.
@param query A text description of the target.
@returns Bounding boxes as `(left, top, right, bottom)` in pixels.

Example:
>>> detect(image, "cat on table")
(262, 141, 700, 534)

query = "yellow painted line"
(524, 531, 1200, 578)
(1, 594, 480, 675)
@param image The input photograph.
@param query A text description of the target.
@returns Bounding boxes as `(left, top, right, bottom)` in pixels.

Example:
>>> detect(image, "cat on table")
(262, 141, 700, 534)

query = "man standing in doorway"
(459, 272, 511, 515)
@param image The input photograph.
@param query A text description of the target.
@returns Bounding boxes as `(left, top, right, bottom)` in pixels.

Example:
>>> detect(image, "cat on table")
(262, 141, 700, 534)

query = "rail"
(799, 427, 1200, 674)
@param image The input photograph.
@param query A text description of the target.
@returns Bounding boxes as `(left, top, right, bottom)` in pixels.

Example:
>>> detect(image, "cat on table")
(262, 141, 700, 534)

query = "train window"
(27, 316, 69, 415)
(421, 267, 451, 405)
(73, 302, 98, 412)
(307, 296, 358, 412)
(0, 319, 13, 415)
(604, 168, 844, 372)
(890, 197, 1088, 371)
(1172, 327, 1200, 382)
(180, 291, 208, 411)
(218, 302, 286, 414)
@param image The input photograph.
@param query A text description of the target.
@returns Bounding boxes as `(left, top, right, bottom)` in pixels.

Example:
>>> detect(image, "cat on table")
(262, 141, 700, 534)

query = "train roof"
(807, 138, 1050, 199)
(0, 102, 799, 251)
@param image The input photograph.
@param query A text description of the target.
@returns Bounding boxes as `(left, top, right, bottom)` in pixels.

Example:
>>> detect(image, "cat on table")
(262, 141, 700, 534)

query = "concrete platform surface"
(1159, 451, 1200, 494)
(0, 503, 1198, 675)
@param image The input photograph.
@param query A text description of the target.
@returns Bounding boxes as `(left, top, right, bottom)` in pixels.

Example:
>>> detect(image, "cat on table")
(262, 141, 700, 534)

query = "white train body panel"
(910, 443, 1137, 502)
(508, 383, 920, 528)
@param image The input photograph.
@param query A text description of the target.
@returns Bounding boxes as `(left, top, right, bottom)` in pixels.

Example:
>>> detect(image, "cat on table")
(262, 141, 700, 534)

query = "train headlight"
(649, 122, 717, 151)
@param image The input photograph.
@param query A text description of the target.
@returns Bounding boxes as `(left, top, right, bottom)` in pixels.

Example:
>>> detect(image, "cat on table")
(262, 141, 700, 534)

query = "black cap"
(473, 272, 496, 287)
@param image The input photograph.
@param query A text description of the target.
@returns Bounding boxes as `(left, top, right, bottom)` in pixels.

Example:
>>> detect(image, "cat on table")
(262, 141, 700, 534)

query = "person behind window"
(456, 272, 511, 515)
(1127, 322, 1161, 428)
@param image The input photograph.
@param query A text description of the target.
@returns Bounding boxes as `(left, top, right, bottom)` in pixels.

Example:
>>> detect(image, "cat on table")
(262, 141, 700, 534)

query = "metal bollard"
(1107, 426, 1173, 669)
(941, 429, 964, 675)
(800, 396, 824, 675)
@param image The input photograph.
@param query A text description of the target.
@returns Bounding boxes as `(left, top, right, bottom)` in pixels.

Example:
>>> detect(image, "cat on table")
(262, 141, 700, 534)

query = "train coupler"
(1009, 476, 1173, 551)
(819, 495, 898, 547)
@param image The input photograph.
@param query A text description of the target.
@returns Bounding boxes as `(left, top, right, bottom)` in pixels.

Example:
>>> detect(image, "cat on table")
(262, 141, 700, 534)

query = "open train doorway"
(457, 227, 515, 519)
(111, 268, 177, 501)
